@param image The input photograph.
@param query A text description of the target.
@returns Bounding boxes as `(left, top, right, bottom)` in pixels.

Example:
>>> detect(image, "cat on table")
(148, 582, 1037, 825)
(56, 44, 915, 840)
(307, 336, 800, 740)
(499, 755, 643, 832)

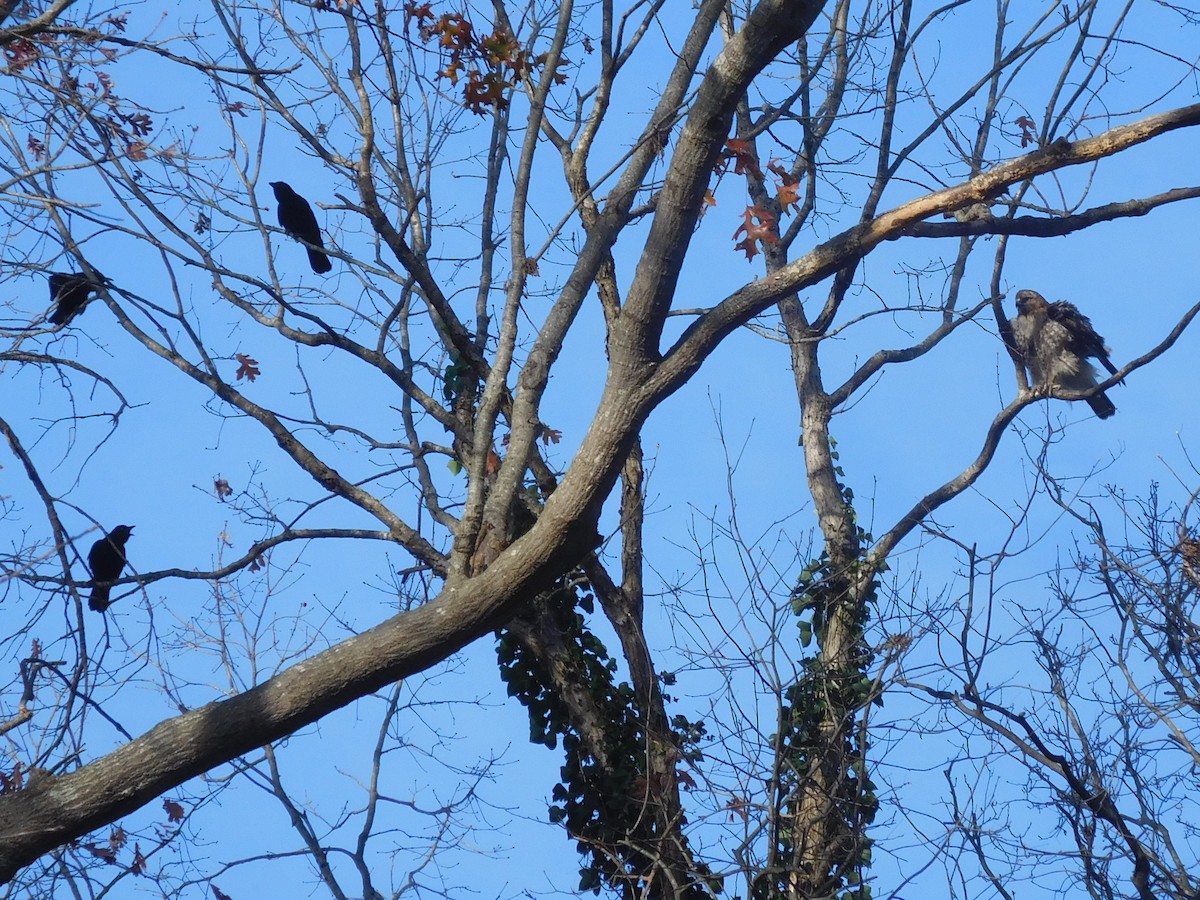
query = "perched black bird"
(87, 525, 134, 612)
(270, 181, 332, 274)
(48, 272, 105, 325)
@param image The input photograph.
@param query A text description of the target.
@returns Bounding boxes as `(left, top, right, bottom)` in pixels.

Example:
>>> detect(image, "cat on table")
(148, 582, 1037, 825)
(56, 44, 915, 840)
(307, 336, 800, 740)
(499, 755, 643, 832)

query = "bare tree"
(877, 467, 1200, 900)
(2, 0, 1200, 897)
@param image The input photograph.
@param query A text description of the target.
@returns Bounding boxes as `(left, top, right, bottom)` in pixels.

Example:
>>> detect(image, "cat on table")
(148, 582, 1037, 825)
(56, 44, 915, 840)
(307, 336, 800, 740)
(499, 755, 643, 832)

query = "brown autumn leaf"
(438, 60, 463, 85)
(234, 353, 260, 381)
(464, 71, 511, 114)
(404, 0, 434, 27)
(540, 426, 562, 445)
(0, 762, 24, 794)
(163, 798, 185, 822)
(130, 842, 147, 875)
(724, 138, 763, 181)
(725, 797, 752, 823)
(732, 204, 779, 260)
(128, 113, 153, 136)
(480, 28, 520, 65)
(437, 13, 474, 52)
(213, 478, 233, 499)
(212, 886, 234, 900)
(768, 160, 801, 213)
(1014, 114, 1037, 147)
(84, 842, 117, 864)
(485, 447, 501, 476)
(776, 179, 800, 213)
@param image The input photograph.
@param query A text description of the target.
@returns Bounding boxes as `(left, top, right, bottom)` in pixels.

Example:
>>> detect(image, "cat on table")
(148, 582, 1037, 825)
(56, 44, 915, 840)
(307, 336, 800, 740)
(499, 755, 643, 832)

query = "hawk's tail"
(1098, 355, 1126, 386)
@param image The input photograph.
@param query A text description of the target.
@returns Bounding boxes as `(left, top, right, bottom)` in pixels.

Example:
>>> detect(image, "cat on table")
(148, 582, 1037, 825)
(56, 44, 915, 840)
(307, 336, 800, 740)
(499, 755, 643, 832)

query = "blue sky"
(4, 1, 1200, 897)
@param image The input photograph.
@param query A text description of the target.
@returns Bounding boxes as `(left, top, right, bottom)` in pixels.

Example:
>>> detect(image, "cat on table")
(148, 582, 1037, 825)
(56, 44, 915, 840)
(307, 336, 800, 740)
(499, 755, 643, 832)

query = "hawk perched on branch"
(1011, 289, 1121, 420)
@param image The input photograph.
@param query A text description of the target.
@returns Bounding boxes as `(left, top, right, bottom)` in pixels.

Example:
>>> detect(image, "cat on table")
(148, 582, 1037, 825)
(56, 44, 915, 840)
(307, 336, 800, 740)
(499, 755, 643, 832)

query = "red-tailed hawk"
(1011, 289, 1120, 420)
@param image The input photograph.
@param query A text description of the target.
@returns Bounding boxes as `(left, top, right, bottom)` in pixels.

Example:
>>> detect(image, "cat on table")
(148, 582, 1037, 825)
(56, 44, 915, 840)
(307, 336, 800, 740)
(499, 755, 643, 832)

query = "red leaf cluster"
(712, 141, 801, 258)
(4, 39, 39, 73)
(99, 110, 156, 161)
(406, 3, 568, 114)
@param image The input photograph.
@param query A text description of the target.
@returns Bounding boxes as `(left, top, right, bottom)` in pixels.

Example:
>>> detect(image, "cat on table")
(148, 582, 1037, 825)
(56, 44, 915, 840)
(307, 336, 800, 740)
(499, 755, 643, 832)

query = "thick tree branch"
(0, 501, 600, 882)
(652, 102, 1200, 396)
(901, 186, 1200, 238)
(871, 299, 1200, 564)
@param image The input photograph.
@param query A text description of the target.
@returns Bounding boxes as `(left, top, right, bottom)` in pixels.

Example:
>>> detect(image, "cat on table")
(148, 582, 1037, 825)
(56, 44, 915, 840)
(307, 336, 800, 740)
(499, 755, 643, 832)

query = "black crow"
(269, 181, 332, 274)
(48, 272, 105, 325)
(88, 525, 134, 612)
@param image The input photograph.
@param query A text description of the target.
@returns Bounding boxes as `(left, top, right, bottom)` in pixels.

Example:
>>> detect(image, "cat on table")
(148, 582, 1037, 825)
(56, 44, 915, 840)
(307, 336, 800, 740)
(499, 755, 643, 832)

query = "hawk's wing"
(1047, 300, 1120, 379)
